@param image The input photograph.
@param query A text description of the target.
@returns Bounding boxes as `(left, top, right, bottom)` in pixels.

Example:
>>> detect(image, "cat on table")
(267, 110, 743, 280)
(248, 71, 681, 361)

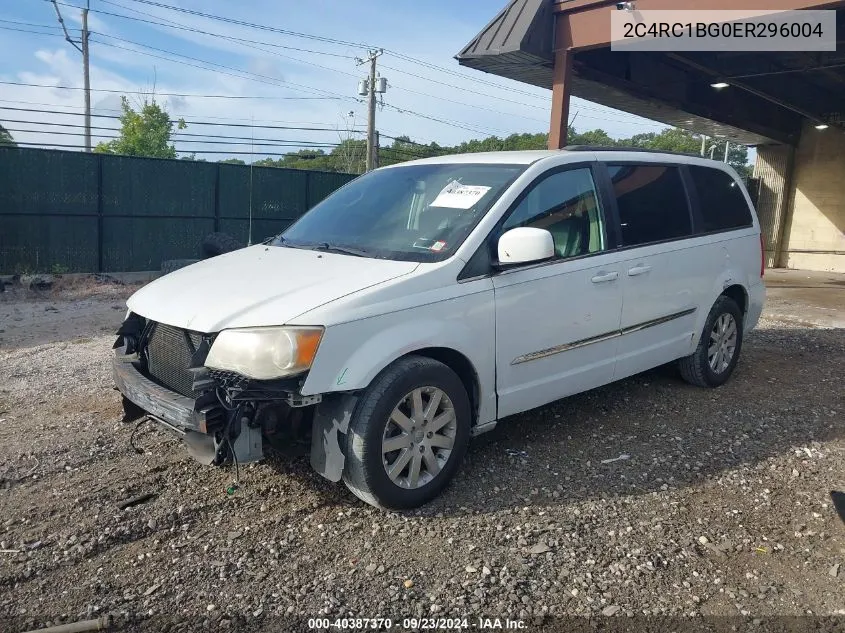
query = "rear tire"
(342, 356, 471, 509)
(679, 295, 744, 387)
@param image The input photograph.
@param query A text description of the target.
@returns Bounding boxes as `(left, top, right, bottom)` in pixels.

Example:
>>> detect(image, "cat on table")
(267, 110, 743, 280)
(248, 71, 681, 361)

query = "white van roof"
(391, 148, 737, 171)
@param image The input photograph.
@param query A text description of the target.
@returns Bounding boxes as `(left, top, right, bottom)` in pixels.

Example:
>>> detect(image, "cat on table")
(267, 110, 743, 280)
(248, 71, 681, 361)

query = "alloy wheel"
(381, 387, 457, 489)
(708, 313, 738, 374)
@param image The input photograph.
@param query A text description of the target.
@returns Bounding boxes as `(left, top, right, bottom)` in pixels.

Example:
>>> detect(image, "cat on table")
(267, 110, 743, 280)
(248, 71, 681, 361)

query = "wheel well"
(722, 284, 747, 315)
(407, 347, 480, 426)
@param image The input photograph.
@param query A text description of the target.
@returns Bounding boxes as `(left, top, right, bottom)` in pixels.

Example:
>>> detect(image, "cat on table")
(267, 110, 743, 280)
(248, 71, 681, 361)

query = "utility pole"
(82, 2, 91, 152)
(700, 135, 706, 156)
(357, 49, 384, 172)
(51, 0, 91, 152)
(723, 140, 730, 163)
(372, 130, 380, 169)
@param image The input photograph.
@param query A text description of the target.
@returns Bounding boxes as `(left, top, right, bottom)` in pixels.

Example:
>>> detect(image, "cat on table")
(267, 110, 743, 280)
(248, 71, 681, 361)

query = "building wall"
(781, 124, 845, 272)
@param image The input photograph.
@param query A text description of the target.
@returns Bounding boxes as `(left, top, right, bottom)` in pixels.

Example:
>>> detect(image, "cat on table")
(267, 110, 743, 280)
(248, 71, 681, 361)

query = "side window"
(688, 166, 753, 232)
(502, 168, 604, 258)
(607, 164, 692, 247)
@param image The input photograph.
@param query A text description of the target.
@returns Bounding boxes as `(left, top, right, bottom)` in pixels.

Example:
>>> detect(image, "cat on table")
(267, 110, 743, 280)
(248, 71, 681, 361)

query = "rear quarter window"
(689, 166, 753, 232)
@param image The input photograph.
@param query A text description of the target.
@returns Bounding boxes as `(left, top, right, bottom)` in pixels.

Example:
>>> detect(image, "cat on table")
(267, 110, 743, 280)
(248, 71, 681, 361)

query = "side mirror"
(497, 227, 555, 266)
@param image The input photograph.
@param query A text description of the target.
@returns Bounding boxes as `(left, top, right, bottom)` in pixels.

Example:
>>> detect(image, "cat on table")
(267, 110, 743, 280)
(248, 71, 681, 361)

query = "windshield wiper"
(309, 242, 369, 257)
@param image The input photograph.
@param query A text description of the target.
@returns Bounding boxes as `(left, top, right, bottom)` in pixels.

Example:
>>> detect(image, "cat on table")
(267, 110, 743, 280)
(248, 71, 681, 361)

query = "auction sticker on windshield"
(430, 181, 491, 209)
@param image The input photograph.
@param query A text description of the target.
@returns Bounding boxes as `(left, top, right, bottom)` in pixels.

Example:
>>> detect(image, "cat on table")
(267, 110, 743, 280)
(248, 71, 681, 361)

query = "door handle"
(591, 271, 619, 283)
(627, 264, 652, 276)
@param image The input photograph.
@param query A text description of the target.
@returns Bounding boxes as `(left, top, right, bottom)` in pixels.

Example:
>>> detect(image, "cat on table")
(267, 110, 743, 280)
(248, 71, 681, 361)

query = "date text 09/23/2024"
(307, 617, 527, 630)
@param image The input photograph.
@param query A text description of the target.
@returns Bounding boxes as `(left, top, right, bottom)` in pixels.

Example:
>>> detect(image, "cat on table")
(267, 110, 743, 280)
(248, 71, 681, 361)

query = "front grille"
(145, 323, 205, 398)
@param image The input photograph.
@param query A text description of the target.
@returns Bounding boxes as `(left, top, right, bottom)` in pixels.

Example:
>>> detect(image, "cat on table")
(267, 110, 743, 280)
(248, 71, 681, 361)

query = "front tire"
(342, 356, 471, 509)
(679, 295, 744, 387)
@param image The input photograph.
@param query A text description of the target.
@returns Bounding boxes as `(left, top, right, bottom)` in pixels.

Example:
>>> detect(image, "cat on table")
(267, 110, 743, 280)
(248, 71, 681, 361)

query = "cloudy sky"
(0, 0, 670, 160)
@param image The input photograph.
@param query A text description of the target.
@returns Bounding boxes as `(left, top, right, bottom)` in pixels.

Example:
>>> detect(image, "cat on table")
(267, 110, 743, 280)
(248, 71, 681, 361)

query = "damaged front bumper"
(112, 322, 356, 482)
(112, 347, 221, 435)
(111, 347, 251, 464)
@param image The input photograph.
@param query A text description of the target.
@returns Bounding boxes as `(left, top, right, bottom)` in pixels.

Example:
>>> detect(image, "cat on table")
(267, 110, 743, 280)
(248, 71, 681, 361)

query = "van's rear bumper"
(112, 349, 220, 434)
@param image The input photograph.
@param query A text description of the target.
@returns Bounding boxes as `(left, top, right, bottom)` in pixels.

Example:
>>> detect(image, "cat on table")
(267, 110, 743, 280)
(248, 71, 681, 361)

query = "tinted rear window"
(607, 164, 692, 247)
(689, 166, 753, 232)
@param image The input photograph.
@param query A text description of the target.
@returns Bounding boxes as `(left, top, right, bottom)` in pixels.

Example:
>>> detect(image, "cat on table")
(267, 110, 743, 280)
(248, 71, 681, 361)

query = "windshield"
(276, 163, 525, 262)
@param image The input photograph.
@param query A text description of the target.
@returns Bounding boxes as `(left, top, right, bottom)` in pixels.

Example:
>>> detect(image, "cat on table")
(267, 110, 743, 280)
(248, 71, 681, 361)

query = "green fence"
(0, 147, 356, 273)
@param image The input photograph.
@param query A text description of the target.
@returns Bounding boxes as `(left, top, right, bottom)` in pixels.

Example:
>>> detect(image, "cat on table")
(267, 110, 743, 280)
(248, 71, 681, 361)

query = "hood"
(127, 245, 419, 332)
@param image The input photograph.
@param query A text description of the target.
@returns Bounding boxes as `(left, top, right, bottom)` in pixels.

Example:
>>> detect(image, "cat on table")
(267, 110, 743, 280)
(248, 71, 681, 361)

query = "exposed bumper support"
(112, 349, 222, 434)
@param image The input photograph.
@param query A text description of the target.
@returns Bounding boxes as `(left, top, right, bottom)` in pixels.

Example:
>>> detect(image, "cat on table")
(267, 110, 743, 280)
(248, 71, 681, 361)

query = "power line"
(89, 28, 360, 91)
(0, 18, 64, 30)
(90, 35, 354, 101)
(68, 0, 556, 119)
(381, 102, 503, 136)
(110, 0, 554, 105)
(82, 0, 556, 123)
(383, 50, 550, 101)
(95, 0, 357, 59)
(91, 0, 361, 83)
(380, 64, 548, 112)
(6, 119, 361, 142)
(116, 0, 370, 49)
(0, 25, 68, 36)
(89, 37, 513, 136)
(388, 82, 547, 125)
(0, 80, 341, 101)
(0, 99, 367, 128)
(382, 60, 665, 126)
(0, 106, 366, 132)
(5, 127, 341, 148)
(21, 7, 664, 136)
(75, 0, 576, 131)
(10, 141, 340, 157)
(62, 2, 560, 136)
(60, 0, 664, 133)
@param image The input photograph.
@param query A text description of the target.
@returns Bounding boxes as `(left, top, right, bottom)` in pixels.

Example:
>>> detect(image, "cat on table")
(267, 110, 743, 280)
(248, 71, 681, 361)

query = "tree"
(333, 138, 367, 174)
(625, 129, 701, 153)
(620, 128, 749, 172)
(0, 123, 16, 147)
(94, 96, 186, 158)
(570, 128, 616, 146)
(702, 139, 749, 173)
(244, 125, 751, 174)
(219, 158, 245, 165)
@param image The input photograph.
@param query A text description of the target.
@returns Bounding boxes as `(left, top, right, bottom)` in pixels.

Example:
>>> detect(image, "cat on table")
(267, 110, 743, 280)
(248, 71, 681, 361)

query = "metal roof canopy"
(457, 0, 555, 88)
(456, 0, 845, 145)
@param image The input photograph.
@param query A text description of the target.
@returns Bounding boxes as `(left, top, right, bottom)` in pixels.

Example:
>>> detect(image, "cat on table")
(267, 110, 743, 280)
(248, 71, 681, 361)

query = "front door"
(492, 166, 624, 419)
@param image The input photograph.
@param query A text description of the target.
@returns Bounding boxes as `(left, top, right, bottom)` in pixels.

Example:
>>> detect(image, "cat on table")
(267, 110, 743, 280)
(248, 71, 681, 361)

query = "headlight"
(205, 326, 324, 380)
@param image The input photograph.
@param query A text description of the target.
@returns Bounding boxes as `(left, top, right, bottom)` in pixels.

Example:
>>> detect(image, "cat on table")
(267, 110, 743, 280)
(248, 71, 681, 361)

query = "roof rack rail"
(564, 145, 701, 157)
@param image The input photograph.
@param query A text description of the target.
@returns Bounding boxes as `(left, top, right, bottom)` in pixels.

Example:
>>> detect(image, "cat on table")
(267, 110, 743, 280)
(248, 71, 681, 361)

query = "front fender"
(300, 293, 496, 424)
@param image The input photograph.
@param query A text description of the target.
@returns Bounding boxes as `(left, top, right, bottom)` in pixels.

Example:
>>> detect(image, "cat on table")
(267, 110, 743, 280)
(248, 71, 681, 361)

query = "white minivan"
(113, 148, 765, 509)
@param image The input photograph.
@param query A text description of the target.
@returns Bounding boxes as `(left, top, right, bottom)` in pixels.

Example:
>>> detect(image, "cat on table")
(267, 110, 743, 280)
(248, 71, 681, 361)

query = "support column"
(548, 48, 573, 150)
(753, 144, 795, 269)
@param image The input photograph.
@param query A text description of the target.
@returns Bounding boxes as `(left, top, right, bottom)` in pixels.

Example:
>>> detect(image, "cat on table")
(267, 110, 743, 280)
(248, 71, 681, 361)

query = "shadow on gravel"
(418, 327, 845, 516)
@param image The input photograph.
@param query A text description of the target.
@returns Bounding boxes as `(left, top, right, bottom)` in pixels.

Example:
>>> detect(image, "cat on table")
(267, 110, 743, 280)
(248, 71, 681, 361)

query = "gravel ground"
(0, 277, 843, 633)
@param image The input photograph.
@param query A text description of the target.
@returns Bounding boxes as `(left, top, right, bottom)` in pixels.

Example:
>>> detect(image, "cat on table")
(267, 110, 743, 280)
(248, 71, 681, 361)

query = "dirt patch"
(0, 276, 139, 350)
(0, 279, 843, 632)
